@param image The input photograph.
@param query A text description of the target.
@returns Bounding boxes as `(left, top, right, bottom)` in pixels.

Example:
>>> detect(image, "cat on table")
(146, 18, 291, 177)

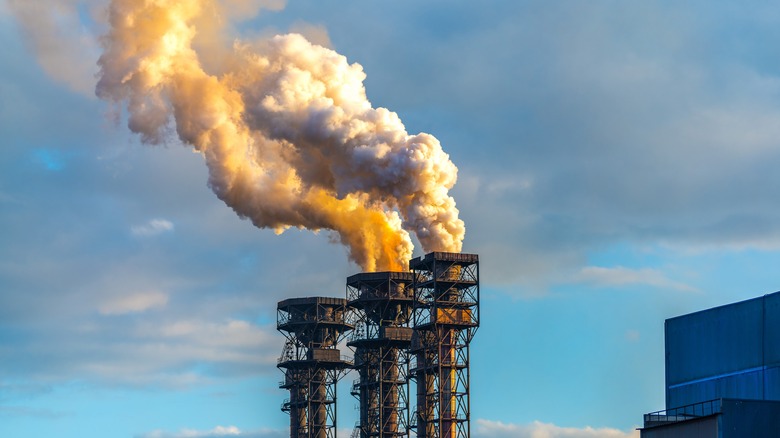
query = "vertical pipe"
(427, 369, 436, 438)
(382, 347, 399, 436)
(361, 350, 379, 436)
(416, 349, 435, 438)
(358, 352, 370, 438)
(441, 329, 456, 438)
(290, 378, 307, 438)
(312, 370, 328, 438)
(415, 352, 427, 438)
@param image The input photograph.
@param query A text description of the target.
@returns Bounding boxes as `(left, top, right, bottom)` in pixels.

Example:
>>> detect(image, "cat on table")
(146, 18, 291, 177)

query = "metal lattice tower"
(409, 252, 479, 438)
(278, 297, 354, 438)
(346, 272, 416, 438)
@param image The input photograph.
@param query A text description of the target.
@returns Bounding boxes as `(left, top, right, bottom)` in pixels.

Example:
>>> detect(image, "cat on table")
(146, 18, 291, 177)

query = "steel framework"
(409, 252, 479, 438)
(278, 297, 354, 438)
(347, 271, 415, 438)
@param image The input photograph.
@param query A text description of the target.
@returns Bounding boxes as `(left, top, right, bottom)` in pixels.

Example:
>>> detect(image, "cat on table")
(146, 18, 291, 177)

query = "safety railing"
(644, 399, 722, 427)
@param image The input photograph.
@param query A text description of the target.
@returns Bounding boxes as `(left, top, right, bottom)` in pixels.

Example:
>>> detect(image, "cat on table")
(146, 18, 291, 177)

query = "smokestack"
(277, 297, 353, 438)
(346, 271, 416, 437)
(95, 0, 466, 272)
(410, 252, 479, 438)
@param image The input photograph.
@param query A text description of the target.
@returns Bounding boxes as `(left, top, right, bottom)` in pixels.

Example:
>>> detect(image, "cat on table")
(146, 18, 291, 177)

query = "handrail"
(644, 399, 722, 426)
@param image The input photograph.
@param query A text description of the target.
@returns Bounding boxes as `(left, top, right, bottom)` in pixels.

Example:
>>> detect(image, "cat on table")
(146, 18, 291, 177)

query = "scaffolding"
(409, 252, 479, 438)
(347, 272, 415, 438)
(278, 297, 354, 438)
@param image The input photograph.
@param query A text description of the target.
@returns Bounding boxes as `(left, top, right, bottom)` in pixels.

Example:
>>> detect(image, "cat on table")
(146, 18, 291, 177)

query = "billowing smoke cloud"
(95, 0, 465, 271)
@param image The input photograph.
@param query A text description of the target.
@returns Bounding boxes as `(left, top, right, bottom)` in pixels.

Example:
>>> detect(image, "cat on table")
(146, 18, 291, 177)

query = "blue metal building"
(666, 291, 780, 407)
(640, 291, 780, 437)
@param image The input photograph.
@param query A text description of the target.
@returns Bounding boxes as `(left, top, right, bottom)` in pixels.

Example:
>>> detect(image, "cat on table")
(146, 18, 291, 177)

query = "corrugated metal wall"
(665, 292, 780, 408)
(720, 399, 780, 437)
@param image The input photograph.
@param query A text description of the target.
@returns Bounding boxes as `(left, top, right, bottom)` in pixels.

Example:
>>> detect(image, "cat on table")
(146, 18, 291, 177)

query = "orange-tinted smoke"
(96, 0, 464, 271)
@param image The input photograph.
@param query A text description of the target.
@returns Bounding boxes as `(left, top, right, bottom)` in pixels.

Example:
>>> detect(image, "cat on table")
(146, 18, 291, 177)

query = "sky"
(3, 0, 780, 437)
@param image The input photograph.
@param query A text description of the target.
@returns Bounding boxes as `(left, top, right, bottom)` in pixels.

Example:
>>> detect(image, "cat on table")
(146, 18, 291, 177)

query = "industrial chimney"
(277, 251, 479, 438)
(277, 297, 354, 438)
(409, 252, 480, 438)
(347, 271, 416, 438)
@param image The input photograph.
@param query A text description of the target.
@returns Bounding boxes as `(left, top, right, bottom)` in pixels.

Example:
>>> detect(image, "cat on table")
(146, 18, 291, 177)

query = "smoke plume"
(95, 0, 465, 271)
(6, 0, 102, 96)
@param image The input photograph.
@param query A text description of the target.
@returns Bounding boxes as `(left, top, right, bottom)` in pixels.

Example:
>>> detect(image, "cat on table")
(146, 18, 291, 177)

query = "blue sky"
(3, 1, 780, 437)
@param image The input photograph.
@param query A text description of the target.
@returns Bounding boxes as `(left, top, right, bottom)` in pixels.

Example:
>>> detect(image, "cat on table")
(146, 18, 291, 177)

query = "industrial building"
(640, 291, 780, 437)
(277, 251, 480, 438)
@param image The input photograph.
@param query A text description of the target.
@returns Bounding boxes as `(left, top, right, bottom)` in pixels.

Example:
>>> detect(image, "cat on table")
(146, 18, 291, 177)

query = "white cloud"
(73, 318, 280, 385)
(137, 318, 277, 351)
(132, 219, 175, 236)
(474, 419, 640, 438)
(624, 329, 641, 343)
(136, 426, 285, 438)
(364, 0, 780, 289)
(577, 266, 697, 293)
(99, 291, 169, 315)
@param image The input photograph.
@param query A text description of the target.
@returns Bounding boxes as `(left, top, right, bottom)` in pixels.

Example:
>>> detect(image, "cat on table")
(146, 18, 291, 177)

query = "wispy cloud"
(86, 318, 279, 385)
(99, 291, 168, 315)
(576, 266, 698, 293)
(474, 419, 640, 438)
(624, 329, 641, 343)
(0, 405, 72, 419)
(132, 219, 174, 237)
(2, 316, 280, 387)
(136, 426, 285, 438)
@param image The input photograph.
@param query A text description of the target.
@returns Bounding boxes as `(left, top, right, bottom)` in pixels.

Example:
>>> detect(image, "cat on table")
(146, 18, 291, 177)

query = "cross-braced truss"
(347, 272, 416, 438)
(409, 253, 479, 438)
(277, 297, 354, 438)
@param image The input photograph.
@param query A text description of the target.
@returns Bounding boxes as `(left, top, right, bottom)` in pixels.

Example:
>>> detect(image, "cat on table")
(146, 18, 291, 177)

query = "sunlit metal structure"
(409, 252, 479, 438)
(278, 297, 353, 438)
(347, 272, 416, 438)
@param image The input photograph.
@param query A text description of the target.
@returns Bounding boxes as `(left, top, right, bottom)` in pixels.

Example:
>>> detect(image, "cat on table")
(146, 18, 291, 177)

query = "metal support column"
(278, 297, 353, 438)
(410, 252, 479, 438)
(347, 272, 415, 438)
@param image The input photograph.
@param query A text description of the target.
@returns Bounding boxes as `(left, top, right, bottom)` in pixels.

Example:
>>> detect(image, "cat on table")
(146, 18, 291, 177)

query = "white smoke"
(15, 0, 466, 271)
(6, 0, 103, 96)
